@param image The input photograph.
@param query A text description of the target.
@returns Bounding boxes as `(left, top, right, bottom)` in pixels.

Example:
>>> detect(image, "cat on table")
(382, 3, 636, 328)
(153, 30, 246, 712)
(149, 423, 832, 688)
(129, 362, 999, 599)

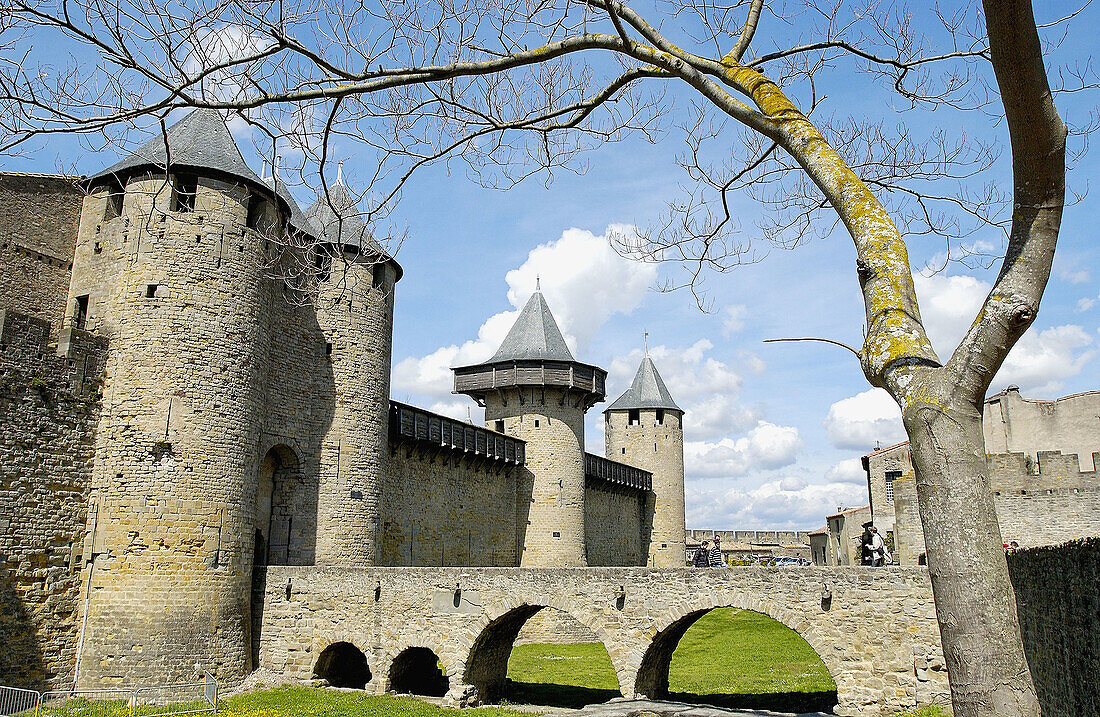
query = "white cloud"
(1077, 295, 1098, 312)
(992, 324, 1096, 396)
(684, 421, 801, 478)
(393, 225, 657, 406)
(686, 478, 866, 529)
(823, 388, 905, 451)
(913, 273, 1095, 396)
(1060, 268, 1090, 285)
(824, 457, 869, 485)
(722, 304, 747, 336)
(913, 273, 990, 358)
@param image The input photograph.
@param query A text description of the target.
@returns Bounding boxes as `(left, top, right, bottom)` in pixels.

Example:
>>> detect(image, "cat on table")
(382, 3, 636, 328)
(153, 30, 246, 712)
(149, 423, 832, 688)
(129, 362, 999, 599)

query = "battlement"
(0, 309, 108, 397)
(986, 450, 1098, 494)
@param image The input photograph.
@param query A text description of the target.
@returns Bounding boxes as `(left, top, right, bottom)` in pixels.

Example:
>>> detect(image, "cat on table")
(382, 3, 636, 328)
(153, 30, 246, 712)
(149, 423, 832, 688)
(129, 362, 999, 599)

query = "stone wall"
(1008, 538, 1100, 717)
(584, 481, 646, 566)
(0, 173, 83, 338)
(863, 442, 910, 539)
(0, 310, 107, 689)
(894, 450, 1099, 565)
(984, 387, 1100, 471)
(380, 448, 520, 567)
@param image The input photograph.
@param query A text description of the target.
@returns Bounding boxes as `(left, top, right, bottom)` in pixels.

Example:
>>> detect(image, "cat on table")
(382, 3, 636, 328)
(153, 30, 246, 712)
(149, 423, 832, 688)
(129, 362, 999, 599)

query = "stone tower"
(454, 288, 606, 566)
(604, 355, 686, 566)
(66, 110, 285, 686)
(304, 177, 401, 565)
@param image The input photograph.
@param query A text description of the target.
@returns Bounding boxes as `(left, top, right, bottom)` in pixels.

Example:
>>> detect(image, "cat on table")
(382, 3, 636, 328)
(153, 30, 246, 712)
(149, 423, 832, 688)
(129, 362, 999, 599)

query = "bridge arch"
(314, 640, 372, 689)
(635, 595, 839, 704)
(459, 596, 627, 701)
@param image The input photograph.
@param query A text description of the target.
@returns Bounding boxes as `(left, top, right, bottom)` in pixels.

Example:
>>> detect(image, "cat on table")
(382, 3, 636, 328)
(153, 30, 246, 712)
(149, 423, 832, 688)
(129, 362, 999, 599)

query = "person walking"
(870, 526, 890, 566)
(708, 536, 726, 567)
(859, 522, 875, 566)
(692, 540, 710, 567)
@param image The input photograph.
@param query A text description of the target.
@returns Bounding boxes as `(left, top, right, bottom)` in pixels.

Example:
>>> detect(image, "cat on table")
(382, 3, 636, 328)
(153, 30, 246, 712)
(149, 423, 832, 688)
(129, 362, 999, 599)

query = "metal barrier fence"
(0, 673, 217, 717)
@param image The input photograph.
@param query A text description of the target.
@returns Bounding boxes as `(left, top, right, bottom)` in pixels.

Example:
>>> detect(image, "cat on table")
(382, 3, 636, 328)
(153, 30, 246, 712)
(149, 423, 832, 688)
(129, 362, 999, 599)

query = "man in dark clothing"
(692, 541, 710, 567)
(708, 536, 726, 567)
(859, 522, 875, 566)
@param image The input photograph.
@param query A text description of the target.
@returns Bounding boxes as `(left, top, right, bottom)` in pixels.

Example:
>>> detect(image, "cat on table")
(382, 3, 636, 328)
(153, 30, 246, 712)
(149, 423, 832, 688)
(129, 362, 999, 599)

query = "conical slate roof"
(91, 109, 266, 188)
(605, 356, 681, 412)
(487, 290, 575, 363)
(303, 181, 382, 252)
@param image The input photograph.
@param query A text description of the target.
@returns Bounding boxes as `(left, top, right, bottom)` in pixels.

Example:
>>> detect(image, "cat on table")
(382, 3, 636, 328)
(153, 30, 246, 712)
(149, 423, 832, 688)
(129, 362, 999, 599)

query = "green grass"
(892, 707, 951, 717)
(219, 687, 534, 717)
(505, 608, 837, 711)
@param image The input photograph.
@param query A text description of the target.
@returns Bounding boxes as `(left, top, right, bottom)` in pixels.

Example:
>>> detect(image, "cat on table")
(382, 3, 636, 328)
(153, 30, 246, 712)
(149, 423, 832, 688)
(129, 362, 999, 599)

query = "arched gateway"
(253, 566, 949, 717)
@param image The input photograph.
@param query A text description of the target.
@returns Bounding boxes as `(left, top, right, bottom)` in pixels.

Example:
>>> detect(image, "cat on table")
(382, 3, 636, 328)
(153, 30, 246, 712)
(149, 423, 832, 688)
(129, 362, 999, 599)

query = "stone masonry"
(254, 565, 950, 717)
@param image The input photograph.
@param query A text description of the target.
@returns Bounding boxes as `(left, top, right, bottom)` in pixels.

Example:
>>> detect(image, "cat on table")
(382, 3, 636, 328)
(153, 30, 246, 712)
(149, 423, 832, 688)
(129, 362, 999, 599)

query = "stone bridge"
(254, 567, 949, 716)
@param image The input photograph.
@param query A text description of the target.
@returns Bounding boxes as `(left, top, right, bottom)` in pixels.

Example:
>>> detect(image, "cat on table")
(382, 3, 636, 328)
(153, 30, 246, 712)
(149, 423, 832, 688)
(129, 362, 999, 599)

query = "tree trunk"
(904, 376, 1041, 717)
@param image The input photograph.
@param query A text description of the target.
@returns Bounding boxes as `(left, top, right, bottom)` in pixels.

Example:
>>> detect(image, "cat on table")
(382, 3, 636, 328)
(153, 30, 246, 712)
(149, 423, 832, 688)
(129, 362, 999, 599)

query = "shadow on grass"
(667, 689, 838, 714)
(502, 681, 622, 709)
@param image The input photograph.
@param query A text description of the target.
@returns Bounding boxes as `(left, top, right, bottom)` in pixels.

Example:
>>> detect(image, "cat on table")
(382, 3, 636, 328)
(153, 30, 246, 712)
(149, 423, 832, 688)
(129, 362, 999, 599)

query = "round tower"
(67, 110, 289, 686)
(454, 288, 605, 566)
(604, 355, 686, 567)
(306, 177, 401, 565)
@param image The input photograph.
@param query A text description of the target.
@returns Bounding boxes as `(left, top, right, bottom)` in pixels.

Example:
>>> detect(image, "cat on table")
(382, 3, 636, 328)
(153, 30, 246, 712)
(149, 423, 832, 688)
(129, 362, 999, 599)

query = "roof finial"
(644, 331, 649, 356)
(535, 275, 541, 292)
(336, 160, 344, 185)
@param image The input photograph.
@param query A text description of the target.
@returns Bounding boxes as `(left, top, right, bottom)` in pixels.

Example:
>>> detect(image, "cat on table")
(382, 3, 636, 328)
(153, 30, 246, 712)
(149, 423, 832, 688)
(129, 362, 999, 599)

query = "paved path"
(571, 698, 832, 717)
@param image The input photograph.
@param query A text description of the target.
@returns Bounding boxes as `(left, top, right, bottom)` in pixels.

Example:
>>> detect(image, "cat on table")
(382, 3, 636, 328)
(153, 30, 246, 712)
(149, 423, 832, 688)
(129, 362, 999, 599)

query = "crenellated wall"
(893, 450, 1099, 565)
(0, 310, 107, 690)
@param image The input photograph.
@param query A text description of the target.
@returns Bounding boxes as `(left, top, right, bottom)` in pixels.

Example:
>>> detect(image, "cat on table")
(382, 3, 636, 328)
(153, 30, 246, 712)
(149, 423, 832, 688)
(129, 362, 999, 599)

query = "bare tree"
(0, 0, 1078, 713)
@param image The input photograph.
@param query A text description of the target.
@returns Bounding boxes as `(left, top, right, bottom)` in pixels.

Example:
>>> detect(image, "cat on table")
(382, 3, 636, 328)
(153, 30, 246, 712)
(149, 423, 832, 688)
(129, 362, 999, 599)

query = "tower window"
(655, 409, 664, 425)
(104, 190, 123, 220)
(495, 420, 505, 433)
(628, 409, 640, 425)
(145, 284, 160, 298)
(534, 419, 540, 428)
(246, 193, 267, 230)
(74, 295, 89, 330)
(621, 447, 626, 455)
(172, 174, 197, 213)
(372, 263, 386, 289)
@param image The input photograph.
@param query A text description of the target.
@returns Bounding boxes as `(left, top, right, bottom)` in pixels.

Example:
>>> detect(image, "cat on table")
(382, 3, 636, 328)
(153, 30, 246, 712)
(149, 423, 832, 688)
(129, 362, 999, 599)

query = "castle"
(0, 109, 686, 690)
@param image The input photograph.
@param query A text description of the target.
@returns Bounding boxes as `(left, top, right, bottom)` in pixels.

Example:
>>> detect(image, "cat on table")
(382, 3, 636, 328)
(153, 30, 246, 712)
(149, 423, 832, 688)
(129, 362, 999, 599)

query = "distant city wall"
(1008, 538, 1100, 717)
(0, 310, 107, 689)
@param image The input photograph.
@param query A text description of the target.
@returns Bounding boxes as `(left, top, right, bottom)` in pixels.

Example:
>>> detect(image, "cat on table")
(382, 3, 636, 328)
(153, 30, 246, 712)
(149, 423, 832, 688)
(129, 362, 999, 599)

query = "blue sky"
(6, 0, 1098, 529)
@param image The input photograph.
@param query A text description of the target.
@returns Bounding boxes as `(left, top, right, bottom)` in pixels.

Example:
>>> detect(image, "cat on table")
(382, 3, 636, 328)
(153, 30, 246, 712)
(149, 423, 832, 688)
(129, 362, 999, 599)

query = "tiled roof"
(605, 356, 681, 412)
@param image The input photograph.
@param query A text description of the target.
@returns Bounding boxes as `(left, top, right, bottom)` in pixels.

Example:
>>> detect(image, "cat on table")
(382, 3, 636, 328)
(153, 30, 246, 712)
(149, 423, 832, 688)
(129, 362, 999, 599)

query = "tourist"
(692, 540, 710, 567)
(860, 522, 875, 566)
(708, 536, 726, 567)
(870, 526, 890, 566)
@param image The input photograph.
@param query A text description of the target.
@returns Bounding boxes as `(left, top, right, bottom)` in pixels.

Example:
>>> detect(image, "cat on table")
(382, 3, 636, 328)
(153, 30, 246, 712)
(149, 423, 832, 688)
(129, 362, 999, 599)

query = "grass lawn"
(505, 608, 836, 711)
(219, 687, 533, 717)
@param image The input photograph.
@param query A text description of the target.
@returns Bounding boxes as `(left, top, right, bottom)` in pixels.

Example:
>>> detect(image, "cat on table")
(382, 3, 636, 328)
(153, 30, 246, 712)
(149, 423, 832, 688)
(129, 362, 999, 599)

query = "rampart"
(893, 450, 1099, 565)
(0, 309, 107, 689)
(1008, 538, 1100, 717)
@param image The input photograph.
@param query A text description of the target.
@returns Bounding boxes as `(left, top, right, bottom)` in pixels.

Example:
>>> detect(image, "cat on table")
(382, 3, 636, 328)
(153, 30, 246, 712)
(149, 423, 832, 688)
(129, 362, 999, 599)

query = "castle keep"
(0, 110, 686, 690)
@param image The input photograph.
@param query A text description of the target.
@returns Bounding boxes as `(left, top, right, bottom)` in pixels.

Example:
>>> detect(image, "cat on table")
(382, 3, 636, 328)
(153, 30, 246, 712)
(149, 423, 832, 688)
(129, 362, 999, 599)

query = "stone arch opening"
(636, 607, 837, 713)
(314, 641, 372, 689)
(466, 604, 620, 708)
(389, 647, 448, 696)
(256, 444, 317, 566)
